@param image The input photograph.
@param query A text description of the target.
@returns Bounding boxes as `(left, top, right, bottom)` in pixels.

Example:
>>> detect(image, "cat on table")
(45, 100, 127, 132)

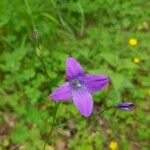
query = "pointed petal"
(84, 74, 109, 93)
(66, 57, 84, 81)
(72, 88, 93, 117)
(50, 82, 72, 101)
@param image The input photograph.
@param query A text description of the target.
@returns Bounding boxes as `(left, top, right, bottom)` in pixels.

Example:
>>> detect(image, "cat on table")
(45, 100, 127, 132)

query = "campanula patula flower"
(50, 58, 109, 117)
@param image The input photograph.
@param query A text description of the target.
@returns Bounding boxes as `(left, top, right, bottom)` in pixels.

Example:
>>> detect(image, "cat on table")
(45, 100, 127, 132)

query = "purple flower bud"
(116, 102, 134, 110)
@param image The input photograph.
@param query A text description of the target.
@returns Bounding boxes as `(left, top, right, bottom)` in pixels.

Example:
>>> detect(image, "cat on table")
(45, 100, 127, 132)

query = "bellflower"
(116, 102, 134, 110)
(50, 58, 109, 117)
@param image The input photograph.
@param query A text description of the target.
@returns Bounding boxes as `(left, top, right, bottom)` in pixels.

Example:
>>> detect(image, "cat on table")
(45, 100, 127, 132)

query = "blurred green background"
(0, 0, 150, 149)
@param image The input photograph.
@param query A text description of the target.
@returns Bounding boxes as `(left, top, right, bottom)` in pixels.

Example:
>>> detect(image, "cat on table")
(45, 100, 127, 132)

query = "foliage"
(0, 0, 149, 149)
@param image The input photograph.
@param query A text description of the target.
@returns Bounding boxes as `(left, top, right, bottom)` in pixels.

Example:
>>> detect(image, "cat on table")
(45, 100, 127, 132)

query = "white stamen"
(71, 79, 82, 89)
(77, 83, 82, 87)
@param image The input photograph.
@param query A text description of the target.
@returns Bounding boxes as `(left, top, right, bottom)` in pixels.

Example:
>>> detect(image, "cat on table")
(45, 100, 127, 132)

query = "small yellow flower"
(128, 38, 138, 46)
(133, 57, 141, 64)
(109, 141, 118, 150)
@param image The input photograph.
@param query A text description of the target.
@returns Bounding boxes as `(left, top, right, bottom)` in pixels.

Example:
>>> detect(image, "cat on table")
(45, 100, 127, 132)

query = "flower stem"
(24, 0, 36, 28)
(24, 1, 60, 149)
(55, 105, 115, 128)
(93, 106, 115, 116)
(35, 49, 51, 82)
(43, 103, 60, 150)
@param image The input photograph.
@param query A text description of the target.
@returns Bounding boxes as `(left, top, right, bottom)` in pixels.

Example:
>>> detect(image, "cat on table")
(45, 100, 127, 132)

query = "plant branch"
(55, 105, 115, 128)
(43, 103, 60, 150)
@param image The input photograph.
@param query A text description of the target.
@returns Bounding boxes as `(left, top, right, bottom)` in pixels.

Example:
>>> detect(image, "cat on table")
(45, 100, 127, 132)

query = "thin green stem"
(24, 0, 50, 82)
(55, 105, 115, 128)
(77, 2, 85, 35)
(24, 1, 60, 149)
(24, 0, 36, 28)
(50, 0, 75, 39)
(93, 106, 115, 117)
(35, 51, 51, 82)
(24, 0, 51, 81)
(43, 103, 60, 150)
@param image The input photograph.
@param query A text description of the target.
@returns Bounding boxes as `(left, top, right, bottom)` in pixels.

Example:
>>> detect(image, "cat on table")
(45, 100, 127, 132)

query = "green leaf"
(101, 53, 118, 67)
(11, 122, 30, 144)
(111, 73, 125, 92)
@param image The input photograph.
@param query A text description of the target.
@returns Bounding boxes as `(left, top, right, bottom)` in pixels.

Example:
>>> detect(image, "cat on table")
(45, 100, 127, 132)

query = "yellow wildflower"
(109, 141, 118, 150)
(128, 38, 138, 46)
(133, 57, 141, 64)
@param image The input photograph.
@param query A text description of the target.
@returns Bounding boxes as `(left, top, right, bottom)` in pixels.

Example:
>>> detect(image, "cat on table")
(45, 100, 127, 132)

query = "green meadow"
(0, 0, 149, 149)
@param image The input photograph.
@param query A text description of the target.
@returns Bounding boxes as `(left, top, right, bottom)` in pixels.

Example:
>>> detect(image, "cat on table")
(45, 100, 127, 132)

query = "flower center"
(71, 79, 82, 89)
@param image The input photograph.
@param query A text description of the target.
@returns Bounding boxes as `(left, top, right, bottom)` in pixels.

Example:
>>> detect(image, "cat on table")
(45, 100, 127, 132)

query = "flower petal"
(72, 88, 93, 117)
(50, 82, 72, 101)
(66, 57, 84, 81)
(84, 74, 109, 93)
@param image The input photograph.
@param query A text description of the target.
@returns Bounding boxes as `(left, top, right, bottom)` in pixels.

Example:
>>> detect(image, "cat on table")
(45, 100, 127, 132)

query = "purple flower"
(50, 58, 109, 117)
(116, 102, 134, 110)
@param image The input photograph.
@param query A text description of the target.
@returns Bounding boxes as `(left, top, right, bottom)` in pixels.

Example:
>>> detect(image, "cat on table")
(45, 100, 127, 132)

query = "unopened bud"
(36, 47, 41, 57)
(32, 29, 40, 45)
(116, 102, 134, 110)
